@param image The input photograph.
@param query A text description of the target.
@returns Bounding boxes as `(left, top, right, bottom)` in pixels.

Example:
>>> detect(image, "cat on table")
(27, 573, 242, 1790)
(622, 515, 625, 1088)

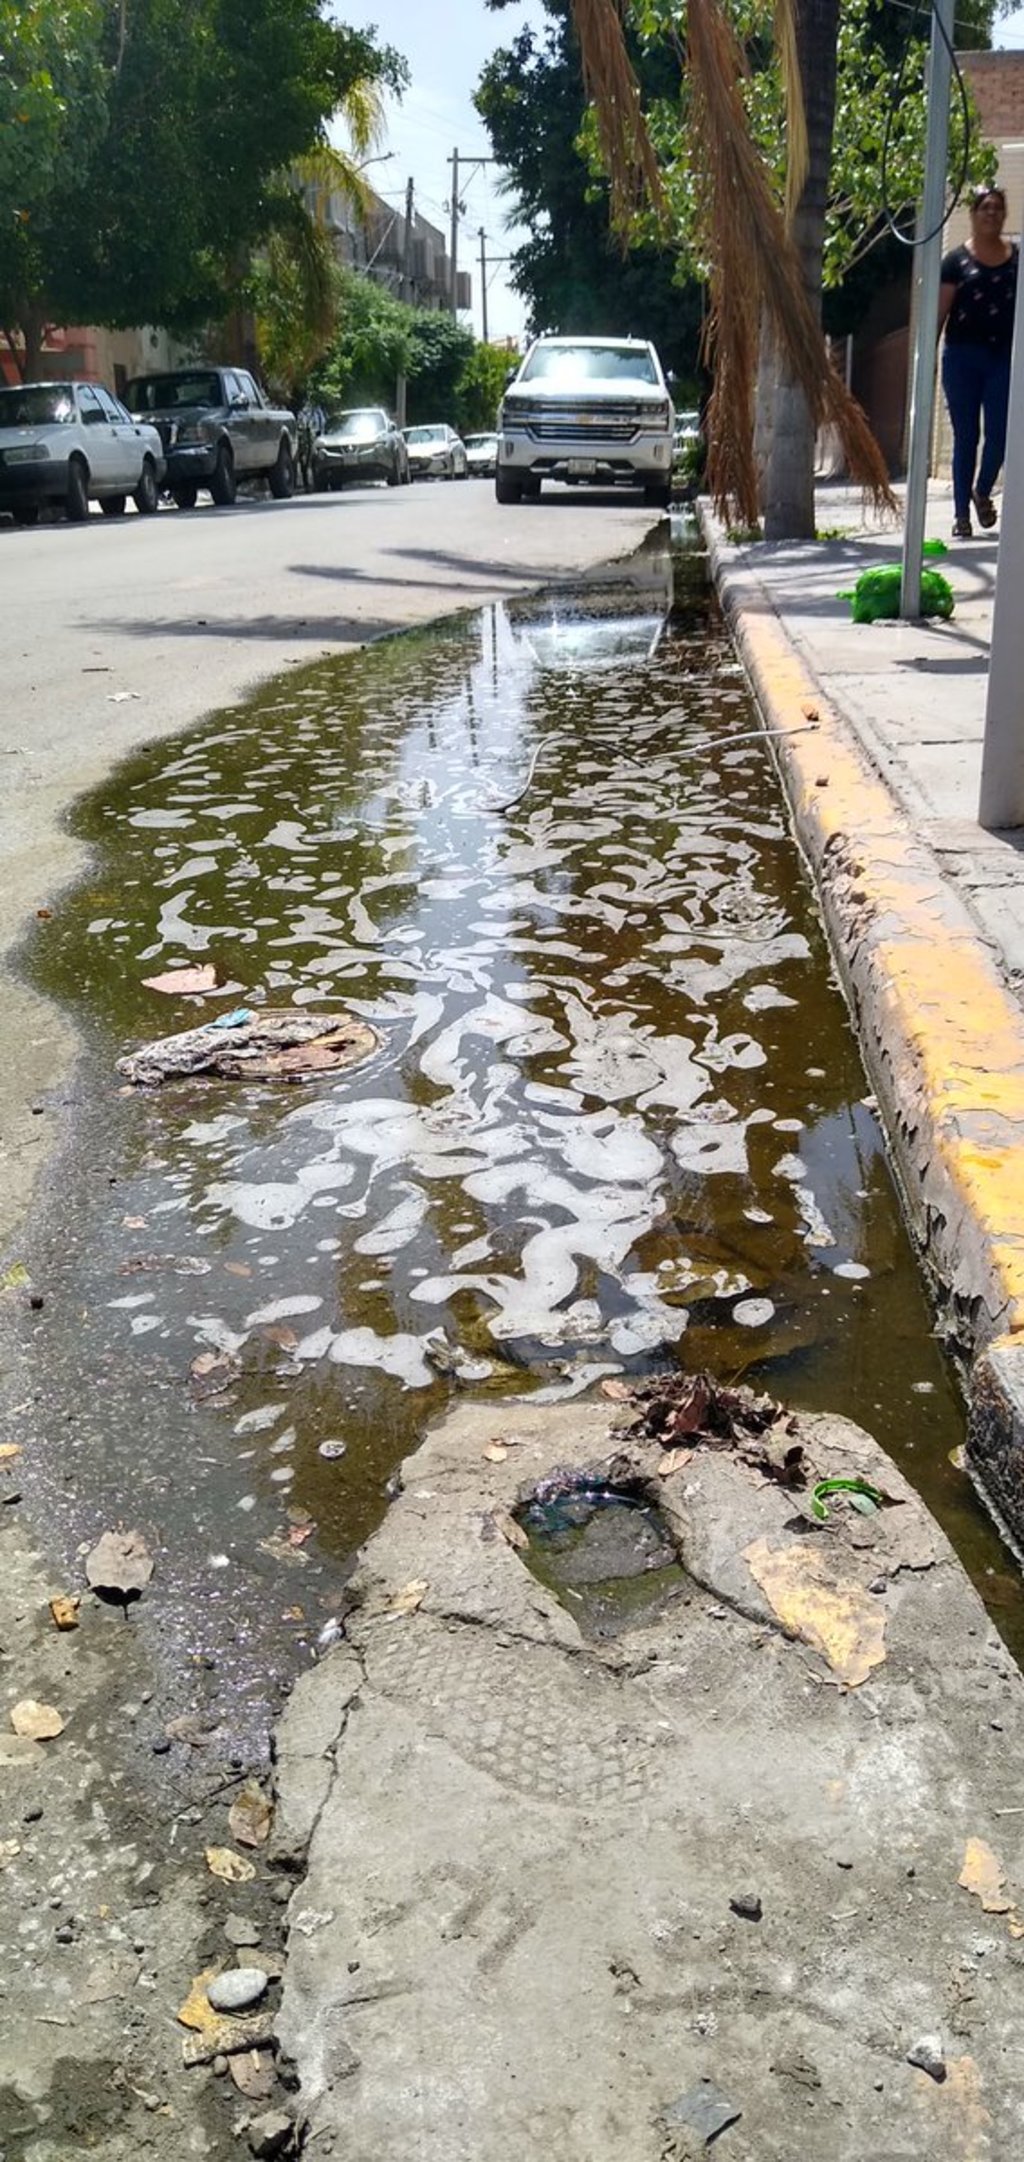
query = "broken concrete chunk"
(729, 1889, 762, 1921)
(906, 2035, 946, 2082)
(117, 1008, 379, 1086)
(246, 2110, 296, 2159)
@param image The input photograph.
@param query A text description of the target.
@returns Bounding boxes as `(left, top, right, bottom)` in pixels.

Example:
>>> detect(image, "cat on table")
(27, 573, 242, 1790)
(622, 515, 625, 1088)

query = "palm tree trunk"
(763, 0, 840, 541)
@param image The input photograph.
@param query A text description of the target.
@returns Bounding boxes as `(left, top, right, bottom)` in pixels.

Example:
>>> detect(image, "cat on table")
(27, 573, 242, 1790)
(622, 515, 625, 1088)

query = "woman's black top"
(940, 242, 1018, 352)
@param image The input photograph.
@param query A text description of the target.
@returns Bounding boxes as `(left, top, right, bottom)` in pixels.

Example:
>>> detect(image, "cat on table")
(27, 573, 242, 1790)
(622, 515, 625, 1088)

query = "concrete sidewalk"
(275, 1391, 1024, 2161)
(703, 484, 1024, 1549)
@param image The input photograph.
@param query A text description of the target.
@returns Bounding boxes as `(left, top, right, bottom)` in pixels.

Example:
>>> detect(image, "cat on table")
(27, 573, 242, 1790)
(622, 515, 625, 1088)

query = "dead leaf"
(385, 1578, 428, 1616)
(958, 1838, 1011, 1914)
(1, 1264, 30, 1292)
(228, 2048, 276, 2100)
(189, 1348, 240, 1399)
(600, 1378, 633, 1401)
(658, 1447, 694, 1476)
(85, 1528, 154, 1601)
(260, 1323, 298, 1352)
(176, 1967, 274, 2065)
(743, 1537, 887, 1687)
(483, 1443, 508, 1463)
(49, 1595, 81, 1632)
(11, 1699, 65, 1740)
(493, 1508, 528, 1552)
(142, 965, 220, 995)
(205, 1846, 256, 1884)
(228, 1781, 274, 1849)
(166, 1713, 222, 1748)
(0, 1443, 21, 1462)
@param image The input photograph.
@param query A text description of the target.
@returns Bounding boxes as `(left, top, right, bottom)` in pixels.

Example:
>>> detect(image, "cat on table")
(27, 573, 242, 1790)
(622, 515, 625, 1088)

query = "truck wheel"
(133, 458, 159, 515)
(267, 439, 295, 499)
(495, 468, 523, 505)
(173, 483, 198, 510)
(65, 456, 90, 522)
(100, 494, 127, 517)
(644, 480, 672, 509)
(210, 444, 237, 506)
(522, 476, 542, 500)
(12, 505, 40, 527)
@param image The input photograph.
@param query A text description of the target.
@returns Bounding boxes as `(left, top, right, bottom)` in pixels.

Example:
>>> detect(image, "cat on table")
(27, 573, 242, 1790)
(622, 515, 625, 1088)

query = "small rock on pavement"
(729, 1889, 762, 1921)
(224, 1913, 262, 1949)
(206, 1966, 268, 2013)
(907, 2035, 946, 2082)
(660, 2079, 742, 2144)
(247, 2109, 296, 2159)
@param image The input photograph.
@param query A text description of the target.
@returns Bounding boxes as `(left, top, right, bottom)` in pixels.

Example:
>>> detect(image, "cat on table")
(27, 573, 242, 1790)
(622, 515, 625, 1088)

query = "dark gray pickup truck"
(123, 365, 297, 508)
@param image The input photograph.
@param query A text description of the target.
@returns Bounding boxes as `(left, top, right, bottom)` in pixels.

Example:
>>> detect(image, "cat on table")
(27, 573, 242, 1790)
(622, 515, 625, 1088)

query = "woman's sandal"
(972, 490, 998, 529)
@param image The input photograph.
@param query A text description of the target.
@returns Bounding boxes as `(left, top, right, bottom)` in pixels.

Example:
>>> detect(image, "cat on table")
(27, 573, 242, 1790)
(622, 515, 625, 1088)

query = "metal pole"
(478, 227, 488, 344)
(396, 177, 413, 431)
(900, 0, 955, 618)
(979, 279, 1024, 826)
(449, 148, 459, 315)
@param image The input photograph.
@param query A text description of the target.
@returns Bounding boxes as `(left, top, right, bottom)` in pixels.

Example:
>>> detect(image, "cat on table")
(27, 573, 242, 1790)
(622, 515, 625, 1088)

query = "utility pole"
(447, 151, 496, 317)
(478, 228, 489, 345)
(449, 147, 460, 316)
(979, 270, 1024, 825)
(396, 175, 414, 430)
(899, 0, 955, 618)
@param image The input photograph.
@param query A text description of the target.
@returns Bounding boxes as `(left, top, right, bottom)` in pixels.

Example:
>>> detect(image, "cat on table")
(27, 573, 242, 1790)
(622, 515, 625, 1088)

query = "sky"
(335, 0, 1024, 350)
(337, 0, 547, 346)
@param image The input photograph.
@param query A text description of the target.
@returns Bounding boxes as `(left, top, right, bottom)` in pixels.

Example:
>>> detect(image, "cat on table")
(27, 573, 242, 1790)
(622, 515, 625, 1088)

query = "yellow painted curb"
(708, 530, 1024, 1360)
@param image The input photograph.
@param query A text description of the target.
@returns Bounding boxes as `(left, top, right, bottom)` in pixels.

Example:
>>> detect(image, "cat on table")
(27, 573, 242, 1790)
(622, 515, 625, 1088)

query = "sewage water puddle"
(517, 1485, 690, 1642)
(16, 536, 1024, 1704)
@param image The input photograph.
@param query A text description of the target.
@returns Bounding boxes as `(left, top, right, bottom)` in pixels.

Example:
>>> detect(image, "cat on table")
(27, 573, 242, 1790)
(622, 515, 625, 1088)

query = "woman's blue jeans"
(942, 342, 1012, 520)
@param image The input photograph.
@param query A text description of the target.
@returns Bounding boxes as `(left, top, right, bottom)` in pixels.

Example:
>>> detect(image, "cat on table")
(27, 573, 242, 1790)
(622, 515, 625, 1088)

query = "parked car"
(0, 379, 164, 525)
(313, 408, 410, 489)
(464, 431, 499, 477)
(123, 366, 297, 508)
(402, 424, 468, 480)
(495, 335, 675, 507)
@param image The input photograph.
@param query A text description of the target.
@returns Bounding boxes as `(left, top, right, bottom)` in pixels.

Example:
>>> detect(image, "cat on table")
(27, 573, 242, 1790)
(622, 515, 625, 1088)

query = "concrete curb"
(701, 512, 1024, 1548)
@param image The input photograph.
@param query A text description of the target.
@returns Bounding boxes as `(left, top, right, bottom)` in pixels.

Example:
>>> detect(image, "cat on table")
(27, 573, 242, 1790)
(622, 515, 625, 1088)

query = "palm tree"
(251, 82, 388, 402)
(570, 0, 894, 535)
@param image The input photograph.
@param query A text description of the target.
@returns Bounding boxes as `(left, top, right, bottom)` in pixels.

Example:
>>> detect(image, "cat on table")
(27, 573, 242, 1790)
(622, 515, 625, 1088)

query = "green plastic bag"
(841, 563, 955, 624)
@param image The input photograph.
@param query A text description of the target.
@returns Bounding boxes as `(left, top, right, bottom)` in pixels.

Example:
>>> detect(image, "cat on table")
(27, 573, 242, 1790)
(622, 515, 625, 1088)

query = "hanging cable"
(879, 0, 973, 247)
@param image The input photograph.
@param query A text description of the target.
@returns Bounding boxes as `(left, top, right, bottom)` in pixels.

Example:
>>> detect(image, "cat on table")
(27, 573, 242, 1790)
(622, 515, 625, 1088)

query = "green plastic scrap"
(810, 1476, 884, 1521)
(840, 564, 955, 624)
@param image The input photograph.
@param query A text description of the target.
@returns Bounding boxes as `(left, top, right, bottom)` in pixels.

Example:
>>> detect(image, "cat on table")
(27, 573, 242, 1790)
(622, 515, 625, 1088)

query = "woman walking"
(939, 185, 1018, 540)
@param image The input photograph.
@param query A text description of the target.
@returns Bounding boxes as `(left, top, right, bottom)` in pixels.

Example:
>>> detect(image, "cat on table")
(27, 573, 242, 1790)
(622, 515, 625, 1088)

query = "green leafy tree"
(0, 0, 405, 378)
(309, 271, 412, 410)
(454, 342, 510, 431)
(475, 0, 703, 390)
(0, 0, 107, 375)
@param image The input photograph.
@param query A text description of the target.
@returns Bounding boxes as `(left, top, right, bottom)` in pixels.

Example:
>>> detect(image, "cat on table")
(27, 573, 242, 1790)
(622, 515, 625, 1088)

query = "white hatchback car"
(0, 379, 165, 526)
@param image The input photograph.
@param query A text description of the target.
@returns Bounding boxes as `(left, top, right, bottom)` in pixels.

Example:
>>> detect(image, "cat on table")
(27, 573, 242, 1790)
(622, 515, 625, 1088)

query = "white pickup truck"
(495, 335, 675, 508)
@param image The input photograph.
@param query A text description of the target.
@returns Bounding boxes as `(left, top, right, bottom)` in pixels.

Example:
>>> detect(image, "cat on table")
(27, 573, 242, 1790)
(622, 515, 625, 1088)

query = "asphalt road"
(0, 478, 661, 1241)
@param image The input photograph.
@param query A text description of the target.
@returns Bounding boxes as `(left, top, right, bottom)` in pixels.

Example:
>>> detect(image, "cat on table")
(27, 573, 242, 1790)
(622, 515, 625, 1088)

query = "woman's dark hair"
(971, 184, 1007, 213)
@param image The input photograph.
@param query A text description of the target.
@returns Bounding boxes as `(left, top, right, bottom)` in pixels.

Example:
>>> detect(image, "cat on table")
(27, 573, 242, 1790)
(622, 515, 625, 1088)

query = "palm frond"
(774, 0, 808, 228)
(570, 0, 666, 230)
(686, 0, 894, 524)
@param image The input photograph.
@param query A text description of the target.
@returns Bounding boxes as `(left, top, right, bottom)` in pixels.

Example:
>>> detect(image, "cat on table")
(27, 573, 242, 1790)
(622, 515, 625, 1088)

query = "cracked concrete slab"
(275, 1397, 1024, 2160)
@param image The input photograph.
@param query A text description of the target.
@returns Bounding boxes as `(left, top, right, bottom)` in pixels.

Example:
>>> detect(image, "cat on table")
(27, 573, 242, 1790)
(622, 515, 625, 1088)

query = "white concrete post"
(979, 252, 1024, 828)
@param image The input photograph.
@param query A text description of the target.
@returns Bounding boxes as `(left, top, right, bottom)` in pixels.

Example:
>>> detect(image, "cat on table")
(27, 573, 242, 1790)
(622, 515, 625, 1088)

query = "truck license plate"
(567, 458, 597, 477)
